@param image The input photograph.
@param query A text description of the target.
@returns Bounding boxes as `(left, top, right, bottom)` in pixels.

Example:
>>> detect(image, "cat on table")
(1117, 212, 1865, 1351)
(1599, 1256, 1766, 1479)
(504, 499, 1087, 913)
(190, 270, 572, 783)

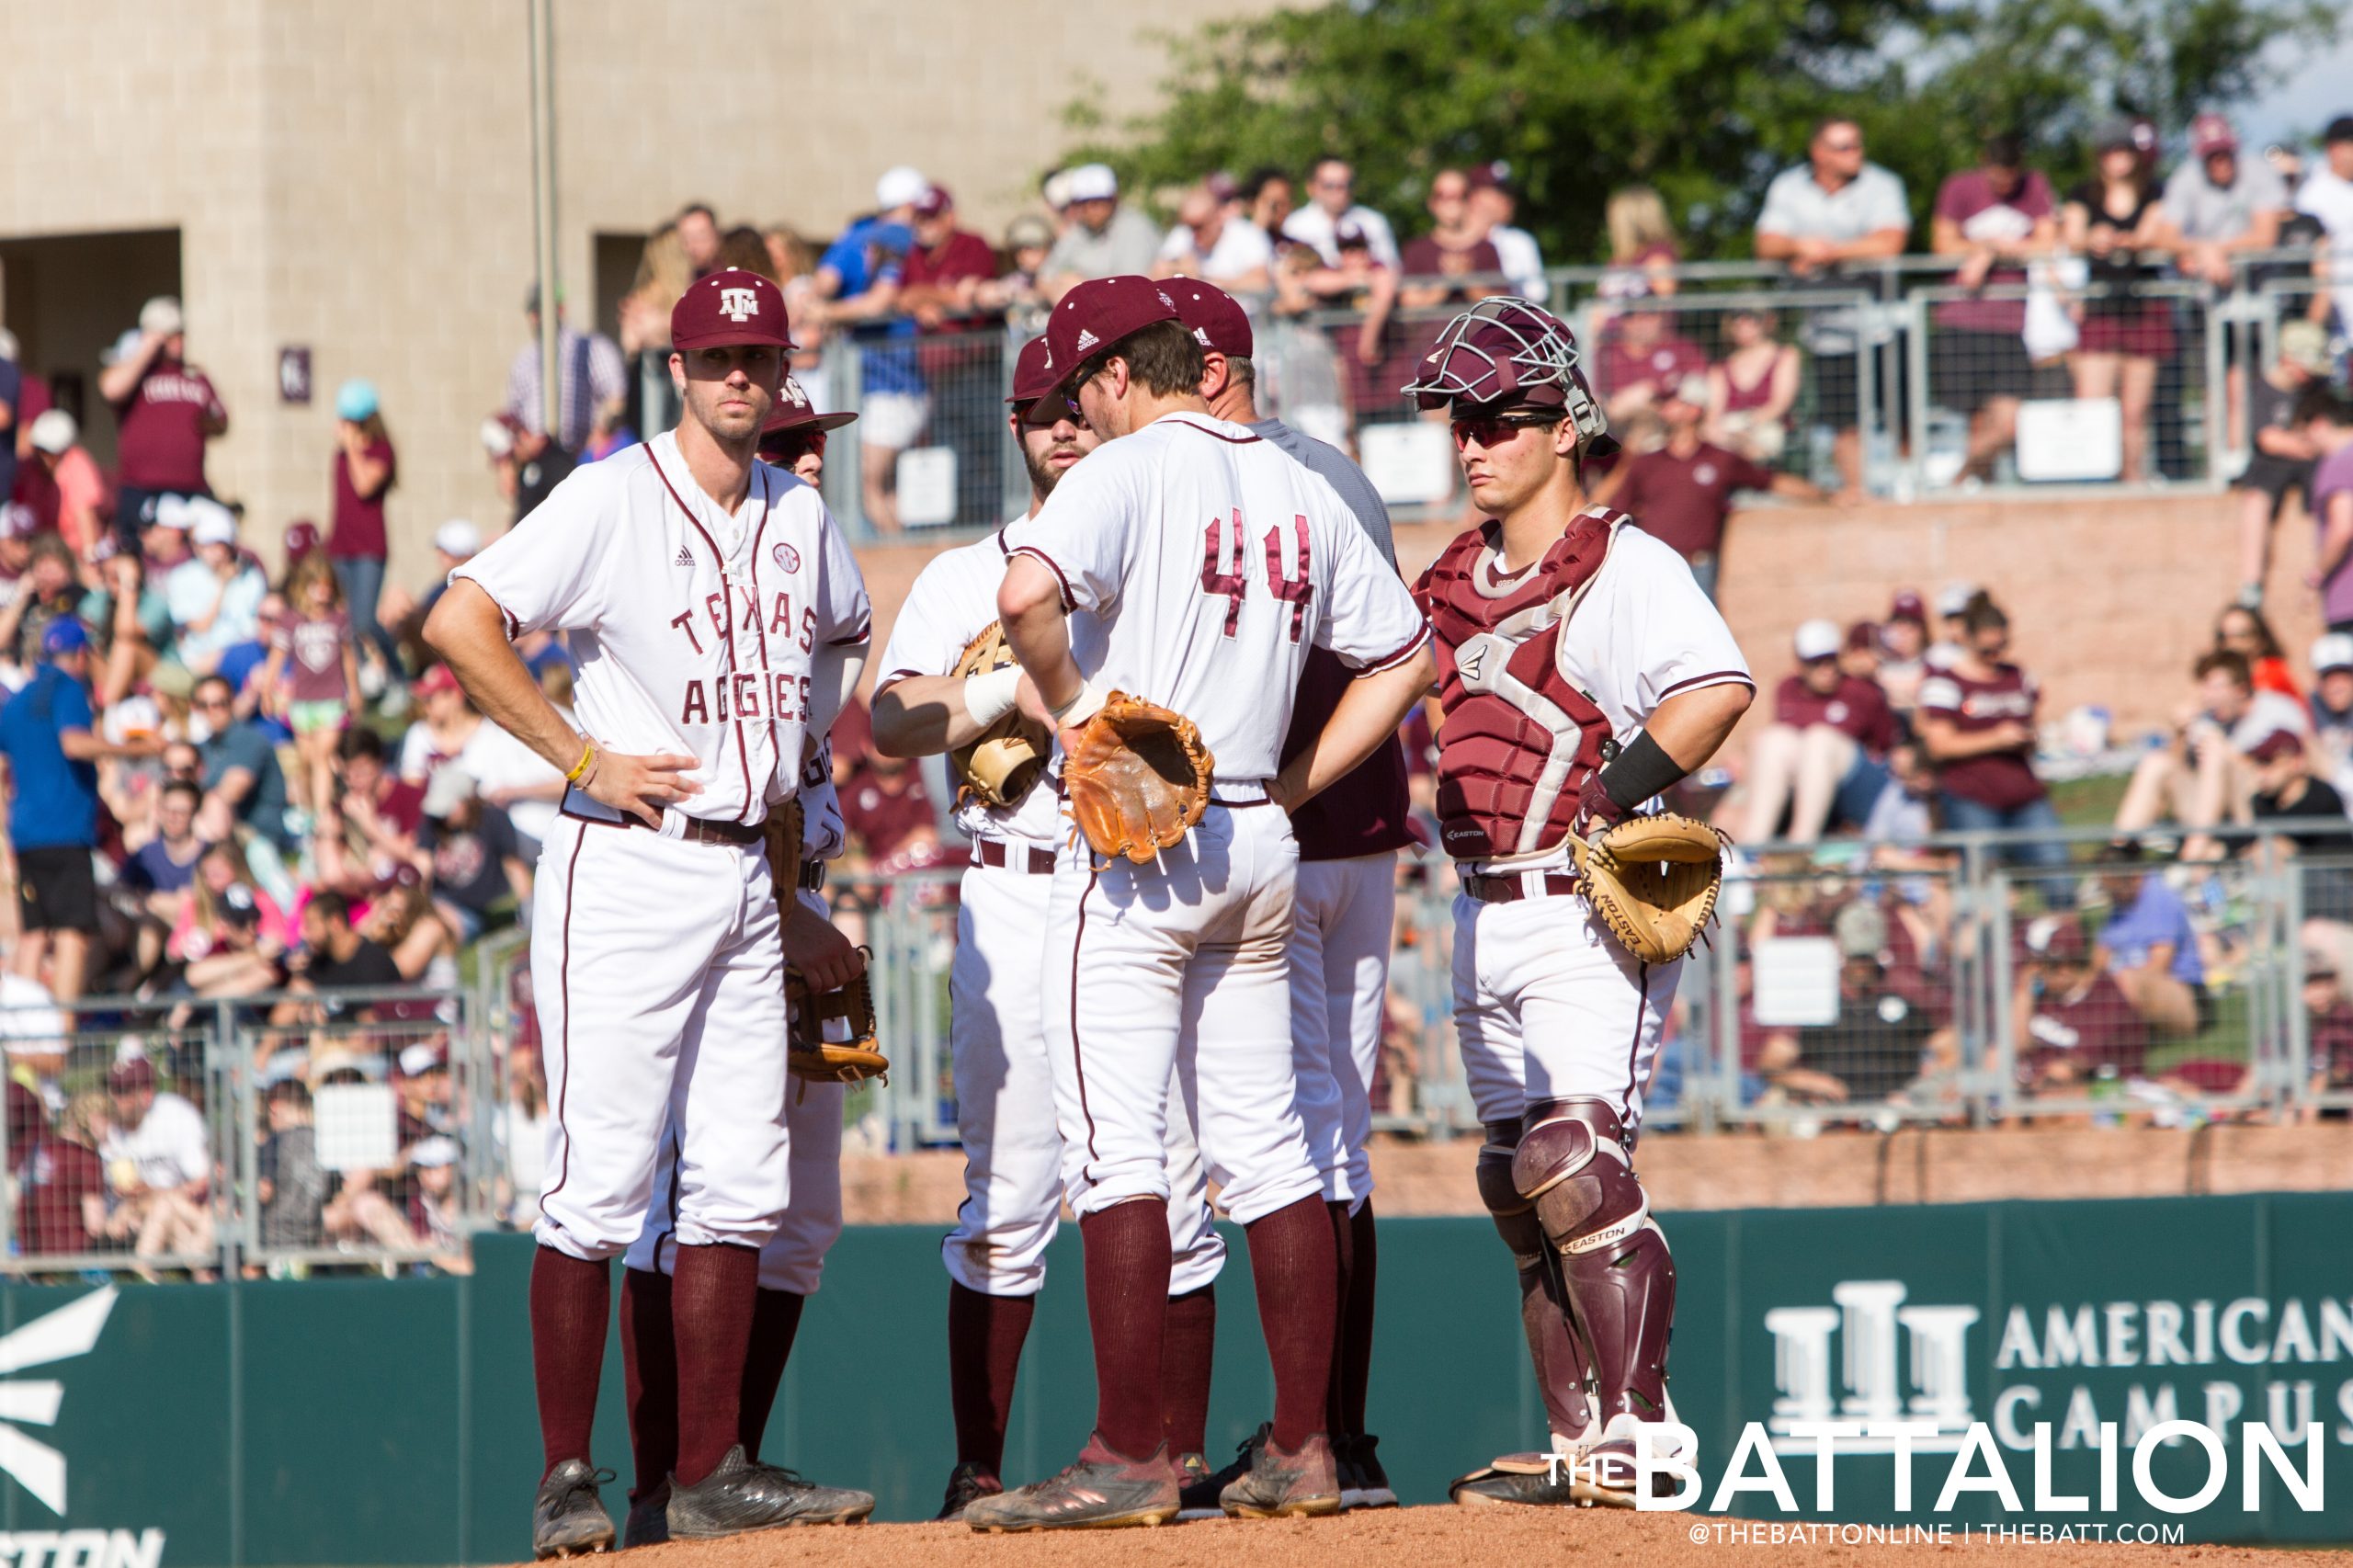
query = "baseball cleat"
(1219, 1430, 1340, 1518)
(665, 1445, 875, 1538)
(1450, 1451, 1581, 1507)
(935, 1460, 1004, 1522)
(1174, 1451, 1222, 1522)
(1339, 1434, 1398, 1510)
(532, 1460, 617, 1558)
(961, 1434, 1179, 1531)
(620, 1482, 669, 1549)
(1570, 1437, 1676, 1508)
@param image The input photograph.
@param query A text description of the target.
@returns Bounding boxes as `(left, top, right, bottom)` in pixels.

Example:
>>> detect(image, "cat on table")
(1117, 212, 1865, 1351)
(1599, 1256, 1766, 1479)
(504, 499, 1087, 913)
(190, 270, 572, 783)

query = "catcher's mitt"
(950, 620, 1051, 808)
(786, 958, 889, 1087)
(1063, 691, 1214, 865)
(1570, 812, 1727, 964)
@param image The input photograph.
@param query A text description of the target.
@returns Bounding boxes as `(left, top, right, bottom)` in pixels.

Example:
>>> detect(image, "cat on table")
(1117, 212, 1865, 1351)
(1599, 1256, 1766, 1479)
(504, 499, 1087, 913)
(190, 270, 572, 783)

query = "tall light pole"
(529, 0, 559, 440)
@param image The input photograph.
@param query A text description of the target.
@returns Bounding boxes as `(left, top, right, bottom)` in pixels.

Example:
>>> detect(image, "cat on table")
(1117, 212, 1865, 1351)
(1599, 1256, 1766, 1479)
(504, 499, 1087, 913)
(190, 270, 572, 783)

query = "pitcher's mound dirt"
(613, 1506, 2333, 1568)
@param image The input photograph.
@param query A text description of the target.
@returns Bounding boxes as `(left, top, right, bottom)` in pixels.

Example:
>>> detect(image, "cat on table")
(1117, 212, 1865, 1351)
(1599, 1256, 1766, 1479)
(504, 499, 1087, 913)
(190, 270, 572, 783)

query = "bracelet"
(563, 738, 597, 784)
(1047, 679, 1104, 728)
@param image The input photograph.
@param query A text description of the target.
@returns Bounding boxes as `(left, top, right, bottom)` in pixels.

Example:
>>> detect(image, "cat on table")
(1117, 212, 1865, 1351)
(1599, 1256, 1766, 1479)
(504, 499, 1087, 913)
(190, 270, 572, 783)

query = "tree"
(1066, 0, 2341, 263)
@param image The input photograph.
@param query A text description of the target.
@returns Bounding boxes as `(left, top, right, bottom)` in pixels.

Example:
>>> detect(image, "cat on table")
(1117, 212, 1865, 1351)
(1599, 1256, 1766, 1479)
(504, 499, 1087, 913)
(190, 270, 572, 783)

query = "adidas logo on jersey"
(676, 545, 693, 567)
(1074, 327, 1099, 353)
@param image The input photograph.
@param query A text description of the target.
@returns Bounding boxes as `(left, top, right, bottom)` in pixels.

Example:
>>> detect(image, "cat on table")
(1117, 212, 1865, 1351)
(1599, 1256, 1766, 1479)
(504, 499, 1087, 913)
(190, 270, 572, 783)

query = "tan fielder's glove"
(1571, 812, 1727, 964)
(786, 959, 889, 1087)
(764, 796, 805, 903)
(950, 620, 1051, 808)
(1063, 691, 1214, 865)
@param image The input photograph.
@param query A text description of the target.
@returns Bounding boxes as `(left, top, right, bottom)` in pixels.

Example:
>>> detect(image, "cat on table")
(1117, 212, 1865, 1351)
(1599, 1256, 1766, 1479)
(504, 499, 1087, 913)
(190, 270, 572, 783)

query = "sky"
(2236, 31, 2353, 150)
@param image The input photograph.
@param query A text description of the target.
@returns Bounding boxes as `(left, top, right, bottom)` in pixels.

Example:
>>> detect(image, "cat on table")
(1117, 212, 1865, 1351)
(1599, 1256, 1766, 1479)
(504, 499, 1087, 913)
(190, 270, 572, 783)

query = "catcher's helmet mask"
(1402, 295, 1619, 459)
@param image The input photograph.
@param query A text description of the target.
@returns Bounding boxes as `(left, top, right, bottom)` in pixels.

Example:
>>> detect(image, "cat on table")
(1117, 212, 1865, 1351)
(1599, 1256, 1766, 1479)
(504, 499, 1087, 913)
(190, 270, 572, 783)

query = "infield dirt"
(612, 1506, 2342, 1568)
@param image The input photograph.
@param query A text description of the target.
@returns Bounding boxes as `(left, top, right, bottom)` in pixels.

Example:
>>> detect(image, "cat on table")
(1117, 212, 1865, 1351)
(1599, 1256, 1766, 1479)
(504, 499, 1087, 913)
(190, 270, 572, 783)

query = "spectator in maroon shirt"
(1595, 306, 1709, 440)
(1742, 618, 1899, 845)
(2017, 917, 2150, 1094)
(1596, 376, 1823, 598)
(1398, 167, 1507, 310)
(8, 1082, 106, 1256)
(899, 186, 1000, 334)
(1928, 134, 2058, 483)
(2301, 954, 2353, 1115)
(324, 379, 402, 685)
(96, 297, 228, 543)
(1915, 593, 2070, 880)
(840, 751, 939, 870)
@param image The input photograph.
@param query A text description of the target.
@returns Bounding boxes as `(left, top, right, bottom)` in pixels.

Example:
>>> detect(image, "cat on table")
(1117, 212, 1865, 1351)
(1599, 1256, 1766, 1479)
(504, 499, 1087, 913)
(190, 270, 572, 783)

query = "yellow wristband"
(564, 739, 597, 784)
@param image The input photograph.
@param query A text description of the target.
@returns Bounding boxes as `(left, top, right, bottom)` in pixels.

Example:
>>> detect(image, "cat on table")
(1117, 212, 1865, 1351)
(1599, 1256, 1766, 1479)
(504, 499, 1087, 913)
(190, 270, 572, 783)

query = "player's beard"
(1023, 436, 1085, 498)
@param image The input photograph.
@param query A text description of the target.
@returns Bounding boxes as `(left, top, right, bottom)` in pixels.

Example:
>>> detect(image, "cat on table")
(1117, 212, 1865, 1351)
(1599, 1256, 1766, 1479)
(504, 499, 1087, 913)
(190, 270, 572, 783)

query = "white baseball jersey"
(453, 429, 871, 829)
(1010, 412, 1427, 782)
(874, 521, 1089, 850)
(1461, 522, 1751, 878)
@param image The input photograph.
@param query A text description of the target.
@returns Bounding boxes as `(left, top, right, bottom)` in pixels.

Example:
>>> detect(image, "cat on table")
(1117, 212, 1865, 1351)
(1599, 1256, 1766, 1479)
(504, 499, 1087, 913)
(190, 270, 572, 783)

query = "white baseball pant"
(531, 812, 793, 1260)
(946, 858, 1225, 1297)
(1450, 887, 1680, 1131)
(1287, 851, 1398, 1208)
(1042, 801, 1322, 1226)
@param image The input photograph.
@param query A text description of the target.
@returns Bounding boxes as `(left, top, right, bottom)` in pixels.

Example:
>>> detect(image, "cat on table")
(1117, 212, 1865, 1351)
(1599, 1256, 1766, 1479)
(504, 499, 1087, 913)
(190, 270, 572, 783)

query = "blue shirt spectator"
(820, 213, 923, 398)
(2097, 872, 2204, 986)
(191, 674, 295, 851)
(0, 631, 100, 851)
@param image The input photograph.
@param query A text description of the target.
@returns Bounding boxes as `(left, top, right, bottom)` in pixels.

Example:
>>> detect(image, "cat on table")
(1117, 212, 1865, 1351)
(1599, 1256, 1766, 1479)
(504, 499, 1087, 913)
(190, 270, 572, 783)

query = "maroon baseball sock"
(1080, 1200, 1172, 1460)
(1340, 1199, 1379, 1437)
(1161, 1284, 1217, 1457)
(948, 1281, 1035, 1476)
(1245, 1195, 1337, 1453)
(669, 1242, 760, 1487)
(530, 1246, 611, 1481)
(738, 1289, 805, 1458)
(619, 1268, 678, 1499)
(1324, 1200, 1356, 1437)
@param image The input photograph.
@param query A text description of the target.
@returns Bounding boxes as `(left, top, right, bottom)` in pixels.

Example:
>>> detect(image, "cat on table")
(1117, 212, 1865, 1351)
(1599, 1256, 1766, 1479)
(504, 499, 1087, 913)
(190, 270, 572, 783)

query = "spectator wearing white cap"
(2310, 632, 2353, 794)
(19, 410, 108, 558)
(381, 517, 483, 671)
(1923, 581, 1979, 670)
(1281, 154, 1402, 269)
(1739, 618, 1900, 845)
(324, 378, 403, 683)
(1038, 164, 1164, 301)
(163, 498, 267, 676)
(814, 167, 928, 533)
(96, 296, 229, 541)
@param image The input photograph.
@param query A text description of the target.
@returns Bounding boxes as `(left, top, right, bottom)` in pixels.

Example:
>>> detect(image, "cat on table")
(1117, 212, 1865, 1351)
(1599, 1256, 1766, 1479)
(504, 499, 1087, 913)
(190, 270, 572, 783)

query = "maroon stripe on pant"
(1622, 960, 1651, 1125)
(1069, 867, 1104, 1181)
(538, 826, 591, 1220)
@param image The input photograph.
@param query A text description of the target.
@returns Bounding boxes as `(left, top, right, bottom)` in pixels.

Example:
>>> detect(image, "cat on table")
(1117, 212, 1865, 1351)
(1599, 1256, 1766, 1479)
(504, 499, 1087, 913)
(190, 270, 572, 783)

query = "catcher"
(612, 756, 879, 1544)
(1400, 299, 1752, 1509)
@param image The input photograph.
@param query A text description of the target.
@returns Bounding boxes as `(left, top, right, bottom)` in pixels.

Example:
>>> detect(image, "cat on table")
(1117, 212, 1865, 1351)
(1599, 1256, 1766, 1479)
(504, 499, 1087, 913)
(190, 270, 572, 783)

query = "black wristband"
(1597, 730, 1688, 812)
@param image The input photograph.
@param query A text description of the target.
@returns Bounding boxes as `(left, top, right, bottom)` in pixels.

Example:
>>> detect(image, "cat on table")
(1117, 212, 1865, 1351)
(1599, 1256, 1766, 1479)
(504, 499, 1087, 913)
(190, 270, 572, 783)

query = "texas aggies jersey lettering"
(874, 519, 1101, 850)
(1011, 413, 1427, 780)
(1413, 506, 1753, 875)
(453, 429, 870, 828)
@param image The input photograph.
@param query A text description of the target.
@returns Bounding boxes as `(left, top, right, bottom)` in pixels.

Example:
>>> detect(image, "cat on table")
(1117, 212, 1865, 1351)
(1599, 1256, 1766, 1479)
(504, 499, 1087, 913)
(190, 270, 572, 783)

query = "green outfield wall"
(2, 1191, 2347, 1563)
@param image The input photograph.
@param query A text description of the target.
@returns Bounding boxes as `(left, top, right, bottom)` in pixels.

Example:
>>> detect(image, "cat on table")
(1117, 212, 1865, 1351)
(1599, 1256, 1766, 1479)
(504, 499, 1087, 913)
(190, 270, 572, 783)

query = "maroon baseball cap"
(1165, 278, 1254, 358)
(2247, 728, 2306, 764)
(2189, 112, 2238, 157)
(1038, 275, 1180, 403)
(283, 518, 322, 562)
(1004, 335, 1061, 409)
(670, 267, 795, 353)
(914, 184, 952, 220)
(1403, 297, 1619, 455)
(760, 373, 857, 441)
(2028, 917, 2088, 964)
(108, 1057, 156, 1094)
(1889, 591, 1927, 624)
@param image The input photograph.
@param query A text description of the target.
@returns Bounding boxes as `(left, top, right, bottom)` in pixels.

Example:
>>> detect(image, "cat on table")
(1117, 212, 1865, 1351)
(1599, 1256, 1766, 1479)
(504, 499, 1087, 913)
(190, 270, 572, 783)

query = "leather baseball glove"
(1063, 691, 1215, 864)
(764, 795, 805, 903)
(1570, 812, 1727, 964)
(786, 959, 889, 1088)
(950, 620, 1051, 808)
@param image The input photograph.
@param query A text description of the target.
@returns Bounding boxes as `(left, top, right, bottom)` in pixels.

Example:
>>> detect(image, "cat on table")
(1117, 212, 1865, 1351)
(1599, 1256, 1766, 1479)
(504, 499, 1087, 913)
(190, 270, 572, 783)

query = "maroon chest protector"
(1414, 508, 1623, 861)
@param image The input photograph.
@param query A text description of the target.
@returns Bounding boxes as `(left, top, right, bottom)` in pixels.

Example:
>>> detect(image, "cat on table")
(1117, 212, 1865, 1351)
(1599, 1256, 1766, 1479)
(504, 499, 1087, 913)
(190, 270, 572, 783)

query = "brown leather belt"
(566, 804, 765, 846)
(972, 840, 1057, 875)
(1211, 796, 1278, 809)
(1462, 871, 1581, 904)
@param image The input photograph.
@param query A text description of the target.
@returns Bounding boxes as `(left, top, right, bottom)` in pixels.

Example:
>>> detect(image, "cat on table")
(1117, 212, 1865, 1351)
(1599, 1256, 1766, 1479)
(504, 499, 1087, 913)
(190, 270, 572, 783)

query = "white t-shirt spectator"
(0, 972, 65, 1058)
(1158, 217, 1276, 286)
(107, 1091, 210, 1191)
(2296, 163, 2353, 331)
(456, 719, 566, 846)
(1284, 203, 1402, 269)
(1490, 223, 1548, 301)
(2163, 157, 2291, 244)
(1756, 162, 1911, 247)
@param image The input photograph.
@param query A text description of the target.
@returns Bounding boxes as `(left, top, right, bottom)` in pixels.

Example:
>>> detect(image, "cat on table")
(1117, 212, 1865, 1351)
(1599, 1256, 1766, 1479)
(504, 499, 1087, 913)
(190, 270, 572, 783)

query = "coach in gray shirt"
(1040, 165, 1166, 304)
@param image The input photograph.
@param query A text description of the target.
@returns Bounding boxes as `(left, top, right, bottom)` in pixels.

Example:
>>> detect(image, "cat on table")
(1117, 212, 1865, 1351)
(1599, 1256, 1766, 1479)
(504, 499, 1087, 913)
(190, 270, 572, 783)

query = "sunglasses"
(762, 429, 826, 463)
(1820, 138, 1862, 153)
(1449, 412, 1560, 449)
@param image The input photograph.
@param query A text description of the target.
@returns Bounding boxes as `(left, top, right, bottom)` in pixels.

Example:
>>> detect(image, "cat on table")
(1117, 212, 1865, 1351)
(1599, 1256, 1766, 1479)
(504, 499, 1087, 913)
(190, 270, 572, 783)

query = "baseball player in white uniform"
(425, 268, 874, 1552)
(868, 335, 1227, 1522)
(1393, 299, 1752, 1509)
(1163, 279, 1410, 1512)
(965, 277, 1434, 1530)
(613, 757, 875, 1546)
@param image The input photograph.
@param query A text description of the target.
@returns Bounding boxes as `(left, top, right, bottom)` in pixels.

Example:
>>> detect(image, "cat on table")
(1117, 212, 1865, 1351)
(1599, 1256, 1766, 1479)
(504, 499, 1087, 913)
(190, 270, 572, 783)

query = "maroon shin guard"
(1162, 1284, 1217, 1456)
(619, 1268, 677, 1499)
(1245, 1195, 1338, 1452)
(530, 1246, 612, 1480)
(947, 1282, 1036, 1476)
(669, 1243, 760, 1486)
(739, 1289, 805, 1458)
(1081, 1201, 1173, 1459)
